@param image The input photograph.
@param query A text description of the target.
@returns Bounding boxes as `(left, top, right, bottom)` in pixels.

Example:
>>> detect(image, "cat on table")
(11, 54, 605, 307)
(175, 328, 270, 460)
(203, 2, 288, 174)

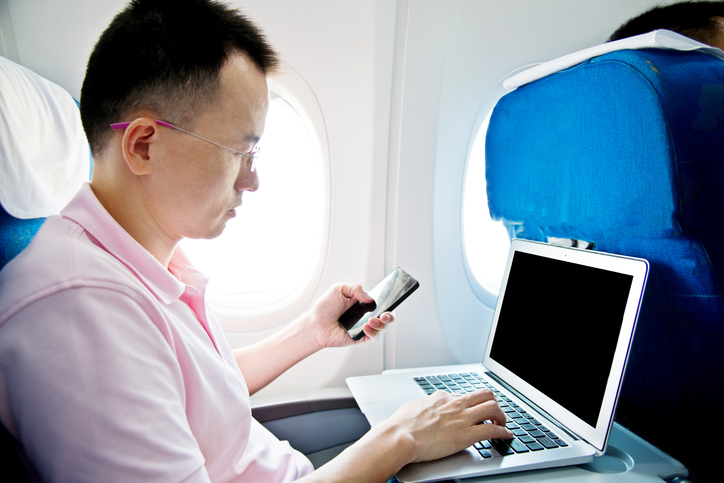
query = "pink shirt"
(0, 183, 313, 482)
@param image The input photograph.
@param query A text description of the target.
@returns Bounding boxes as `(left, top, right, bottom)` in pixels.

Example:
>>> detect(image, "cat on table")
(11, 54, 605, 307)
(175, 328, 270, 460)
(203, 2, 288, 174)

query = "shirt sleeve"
(0, 286, 210, 483)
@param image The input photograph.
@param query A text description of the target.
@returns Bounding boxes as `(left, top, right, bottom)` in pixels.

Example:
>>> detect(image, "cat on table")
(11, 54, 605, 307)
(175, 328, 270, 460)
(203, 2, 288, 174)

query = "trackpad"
(362, 398, 414, 427)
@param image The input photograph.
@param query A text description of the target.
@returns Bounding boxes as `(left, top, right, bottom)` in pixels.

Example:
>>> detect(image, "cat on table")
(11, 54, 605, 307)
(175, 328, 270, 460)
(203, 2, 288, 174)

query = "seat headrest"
(505, 30, 724, 90)
(0, 56, 90, 219)
(486, 47, 724, 243)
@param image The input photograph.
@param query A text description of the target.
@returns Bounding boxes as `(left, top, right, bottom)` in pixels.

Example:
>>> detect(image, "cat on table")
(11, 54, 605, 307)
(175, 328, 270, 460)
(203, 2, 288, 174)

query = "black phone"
(338, 267, 420, 341)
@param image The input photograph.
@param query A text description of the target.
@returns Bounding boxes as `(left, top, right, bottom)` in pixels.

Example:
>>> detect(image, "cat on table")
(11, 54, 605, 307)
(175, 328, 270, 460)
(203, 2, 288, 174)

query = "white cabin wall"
(2, 0, 126, 98)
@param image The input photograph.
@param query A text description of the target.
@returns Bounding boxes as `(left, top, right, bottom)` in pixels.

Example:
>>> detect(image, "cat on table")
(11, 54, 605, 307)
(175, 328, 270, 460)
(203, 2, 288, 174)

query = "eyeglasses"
(110, 119, 260, 172)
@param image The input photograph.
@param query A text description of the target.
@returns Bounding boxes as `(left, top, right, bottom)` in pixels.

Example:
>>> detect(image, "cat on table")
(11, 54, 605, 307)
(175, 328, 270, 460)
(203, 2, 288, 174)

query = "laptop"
(347, 238, 649, 482)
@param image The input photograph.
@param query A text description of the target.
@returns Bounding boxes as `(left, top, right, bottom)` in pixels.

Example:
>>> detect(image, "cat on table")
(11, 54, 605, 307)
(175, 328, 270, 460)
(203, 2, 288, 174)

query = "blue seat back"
(486, 48, 724, 480)
(0, 209, 45, 271)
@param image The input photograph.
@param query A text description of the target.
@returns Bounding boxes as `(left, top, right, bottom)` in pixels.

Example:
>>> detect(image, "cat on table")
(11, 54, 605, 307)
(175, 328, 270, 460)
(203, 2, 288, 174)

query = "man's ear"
(121, 118, 158, 175)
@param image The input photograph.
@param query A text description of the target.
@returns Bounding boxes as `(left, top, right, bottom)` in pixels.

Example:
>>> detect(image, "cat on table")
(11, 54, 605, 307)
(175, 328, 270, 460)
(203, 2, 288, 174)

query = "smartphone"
(338, 267, 420, 341)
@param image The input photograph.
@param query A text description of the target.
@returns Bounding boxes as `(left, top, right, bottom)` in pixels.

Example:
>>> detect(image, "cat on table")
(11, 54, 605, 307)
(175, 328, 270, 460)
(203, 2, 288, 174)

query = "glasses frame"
(110, 119, 260, 172)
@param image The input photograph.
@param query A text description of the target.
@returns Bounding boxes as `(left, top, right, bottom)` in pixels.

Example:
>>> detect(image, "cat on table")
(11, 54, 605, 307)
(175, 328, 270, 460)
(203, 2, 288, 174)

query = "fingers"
(361, 312, 395, 340)
(366, 312, 394, 330)
(465, 389, 508, 427)
(338, 283, 373, 304)
(462, 390, 514, 442)
(394, 389, 514, 463)
(435, 389, 513, 440)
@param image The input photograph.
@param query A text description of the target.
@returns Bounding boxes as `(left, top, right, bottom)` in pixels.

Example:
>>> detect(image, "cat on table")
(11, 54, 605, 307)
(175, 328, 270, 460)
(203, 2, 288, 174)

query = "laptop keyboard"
(413, 372, 569, 458)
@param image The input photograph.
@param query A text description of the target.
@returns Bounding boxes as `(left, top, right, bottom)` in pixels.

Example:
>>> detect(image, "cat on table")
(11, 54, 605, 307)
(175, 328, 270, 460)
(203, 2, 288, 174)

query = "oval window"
(181, 69, 329, 330)
(462, 112, 511, 293)
(462, 65, 540, 299)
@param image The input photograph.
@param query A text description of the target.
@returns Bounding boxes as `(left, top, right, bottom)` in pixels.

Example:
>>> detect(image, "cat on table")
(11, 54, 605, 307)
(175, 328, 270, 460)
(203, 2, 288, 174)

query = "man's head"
(80, 0, 279, 156)
(609, 1, 724, 50)
(82, 0, 279, 258)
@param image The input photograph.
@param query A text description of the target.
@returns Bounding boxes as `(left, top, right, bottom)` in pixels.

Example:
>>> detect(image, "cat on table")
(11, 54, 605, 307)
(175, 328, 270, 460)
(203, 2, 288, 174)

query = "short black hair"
(609, 1, 724, 43)
(80, 0, 279, 155)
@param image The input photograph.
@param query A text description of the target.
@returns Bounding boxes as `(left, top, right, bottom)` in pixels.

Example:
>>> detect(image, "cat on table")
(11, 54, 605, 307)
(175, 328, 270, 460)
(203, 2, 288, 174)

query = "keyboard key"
(538, 437, 559, 449)
(528, 430, 545, 438)
(479, 449, 492, 459)
(508, 439, 530, 453)
(526, 442, 545, 451)
(490, 439, 515, 456)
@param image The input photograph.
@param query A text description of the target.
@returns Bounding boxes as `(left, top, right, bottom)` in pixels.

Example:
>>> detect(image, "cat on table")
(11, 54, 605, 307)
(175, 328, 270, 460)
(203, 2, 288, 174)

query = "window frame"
(461, 64, 541, 309)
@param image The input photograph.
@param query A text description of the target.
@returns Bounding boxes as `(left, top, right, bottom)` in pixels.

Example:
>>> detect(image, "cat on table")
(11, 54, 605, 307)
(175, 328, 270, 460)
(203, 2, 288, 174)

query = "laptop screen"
(489, 251, 632, 427)
(483, 239, 648, 453)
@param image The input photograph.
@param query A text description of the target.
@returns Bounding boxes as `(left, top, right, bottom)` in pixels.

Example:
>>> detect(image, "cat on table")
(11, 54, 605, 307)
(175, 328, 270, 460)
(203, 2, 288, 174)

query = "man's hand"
(387, 389, 513, 464)
(234, 282, 393, 395)
(306, 283, 395, 350)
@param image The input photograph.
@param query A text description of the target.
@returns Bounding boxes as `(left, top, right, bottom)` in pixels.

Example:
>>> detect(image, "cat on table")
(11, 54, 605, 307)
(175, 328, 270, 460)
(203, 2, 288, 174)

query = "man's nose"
(236, 164, 259, 192)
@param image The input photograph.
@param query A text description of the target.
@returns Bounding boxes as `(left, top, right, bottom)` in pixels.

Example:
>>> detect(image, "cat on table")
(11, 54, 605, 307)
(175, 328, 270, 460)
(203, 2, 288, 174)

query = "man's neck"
(90, 174, 177, 268)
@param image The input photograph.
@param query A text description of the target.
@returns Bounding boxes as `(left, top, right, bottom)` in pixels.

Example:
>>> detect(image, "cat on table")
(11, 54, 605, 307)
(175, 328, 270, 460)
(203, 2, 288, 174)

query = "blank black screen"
(489, 251, 633, 428)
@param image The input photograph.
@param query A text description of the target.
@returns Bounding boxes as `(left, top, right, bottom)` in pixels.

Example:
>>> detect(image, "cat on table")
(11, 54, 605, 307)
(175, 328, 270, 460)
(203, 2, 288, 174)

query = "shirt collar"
(61, 183, 186, 305)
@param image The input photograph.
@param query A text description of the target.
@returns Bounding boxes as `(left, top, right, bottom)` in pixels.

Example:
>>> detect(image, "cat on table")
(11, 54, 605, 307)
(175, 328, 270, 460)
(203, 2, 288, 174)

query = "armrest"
(252, 396, 360, 423)
(251, 390, 370, 461)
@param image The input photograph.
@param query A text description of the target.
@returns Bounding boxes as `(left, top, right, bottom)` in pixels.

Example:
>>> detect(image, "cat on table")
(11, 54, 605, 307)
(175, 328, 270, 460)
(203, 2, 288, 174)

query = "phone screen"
(338, 267, 419, 340)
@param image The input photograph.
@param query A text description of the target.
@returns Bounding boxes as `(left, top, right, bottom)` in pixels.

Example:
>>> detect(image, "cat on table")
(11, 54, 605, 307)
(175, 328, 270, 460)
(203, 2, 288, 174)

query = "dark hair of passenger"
(80, 0, 279, 156)
(609, 1, 724, 43)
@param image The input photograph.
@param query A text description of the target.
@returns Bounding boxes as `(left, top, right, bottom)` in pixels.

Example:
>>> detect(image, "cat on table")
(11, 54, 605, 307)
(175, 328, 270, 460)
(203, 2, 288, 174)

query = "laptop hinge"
(484, 371, 588, 446)
(547, 237, 595, 250)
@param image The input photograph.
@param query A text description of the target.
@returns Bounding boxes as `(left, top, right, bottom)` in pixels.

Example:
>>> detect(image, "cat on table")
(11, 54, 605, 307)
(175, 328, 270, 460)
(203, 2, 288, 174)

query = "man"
(610, 0, 724, 50)
(0, 0, 512, 481)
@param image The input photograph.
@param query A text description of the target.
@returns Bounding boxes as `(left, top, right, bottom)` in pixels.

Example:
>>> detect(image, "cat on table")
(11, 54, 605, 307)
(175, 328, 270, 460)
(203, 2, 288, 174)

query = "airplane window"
(462, 65, 540, 298)
(181, 78, 329, 329)
(462, 111, 510, 293)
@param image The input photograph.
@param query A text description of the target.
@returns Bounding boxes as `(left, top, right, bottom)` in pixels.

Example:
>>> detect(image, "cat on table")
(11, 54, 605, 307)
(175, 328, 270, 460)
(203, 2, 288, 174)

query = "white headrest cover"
(505, 30, 724, 90)
(0, 56, 90, 219)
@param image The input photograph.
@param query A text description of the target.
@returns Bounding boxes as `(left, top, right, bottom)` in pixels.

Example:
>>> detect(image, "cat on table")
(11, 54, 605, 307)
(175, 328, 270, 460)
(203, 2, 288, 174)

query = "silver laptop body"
(347, 239, 649, 482)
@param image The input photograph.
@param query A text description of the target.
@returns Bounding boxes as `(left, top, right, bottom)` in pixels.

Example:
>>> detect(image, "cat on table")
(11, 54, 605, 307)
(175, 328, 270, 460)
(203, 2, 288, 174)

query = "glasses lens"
(249, 146, 260, 172)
